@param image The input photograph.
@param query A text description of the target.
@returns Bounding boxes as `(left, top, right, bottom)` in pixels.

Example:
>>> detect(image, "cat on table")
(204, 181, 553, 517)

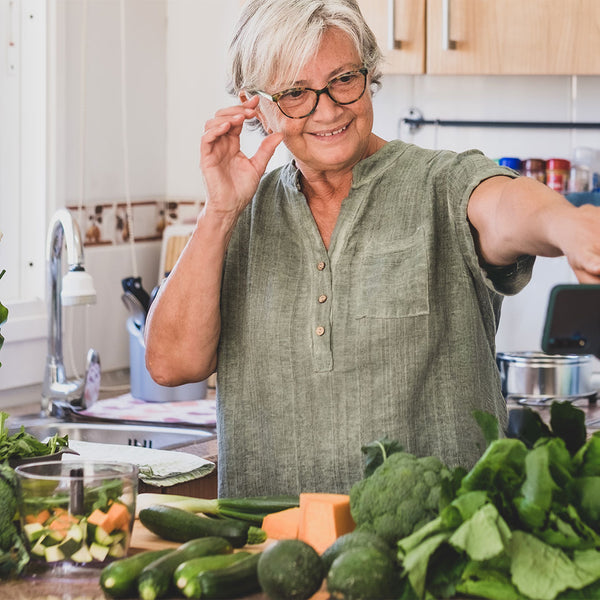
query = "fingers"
(204, 96, 260, 133)
(251, 132, 284, 173)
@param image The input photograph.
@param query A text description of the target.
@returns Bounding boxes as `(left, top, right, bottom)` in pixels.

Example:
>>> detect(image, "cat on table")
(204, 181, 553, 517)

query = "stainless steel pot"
(496, 351, 596, 404)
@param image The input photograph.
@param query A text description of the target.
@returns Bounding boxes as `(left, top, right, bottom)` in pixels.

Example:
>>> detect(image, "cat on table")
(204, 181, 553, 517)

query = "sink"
(8, 418, 215, 450)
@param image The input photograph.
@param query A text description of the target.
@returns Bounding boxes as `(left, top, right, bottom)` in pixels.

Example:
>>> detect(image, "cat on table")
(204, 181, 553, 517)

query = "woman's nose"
(312, 90, 343, 119)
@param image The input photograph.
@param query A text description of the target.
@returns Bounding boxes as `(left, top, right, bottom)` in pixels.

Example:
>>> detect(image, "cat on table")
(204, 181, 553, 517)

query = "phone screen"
(542, 284, 600, 358)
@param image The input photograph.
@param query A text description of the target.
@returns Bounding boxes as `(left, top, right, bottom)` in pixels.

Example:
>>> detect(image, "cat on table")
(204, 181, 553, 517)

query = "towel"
(65, 440, 215, 487)
(78, 394, 217, 427)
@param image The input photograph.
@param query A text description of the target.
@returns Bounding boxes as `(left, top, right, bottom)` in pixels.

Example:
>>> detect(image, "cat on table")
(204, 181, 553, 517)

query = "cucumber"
(138, 537, 233, 600)
(100, 548, 173, 598)
(176, 552, 252, 598)
(257, 539, 324, 600)
(139, 505, 250, 548)
(194, 552, 261, 599)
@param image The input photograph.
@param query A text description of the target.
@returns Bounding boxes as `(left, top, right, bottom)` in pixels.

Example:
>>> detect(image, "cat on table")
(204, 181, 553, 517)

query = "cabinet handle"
(387, 0, 402, 50)
(441, 0, 457, 50)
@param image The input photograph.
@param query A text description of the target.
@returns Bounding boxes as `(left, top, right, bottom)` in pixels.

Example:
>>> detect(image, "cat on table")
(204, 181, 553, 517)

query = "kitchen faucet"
(41, 208, 100, 417)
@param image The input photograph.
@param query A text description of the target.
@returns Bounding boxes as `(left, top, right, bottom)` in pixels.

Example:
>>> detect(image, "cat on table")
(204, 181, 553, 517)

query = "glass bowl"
(15, 461, 138, 571)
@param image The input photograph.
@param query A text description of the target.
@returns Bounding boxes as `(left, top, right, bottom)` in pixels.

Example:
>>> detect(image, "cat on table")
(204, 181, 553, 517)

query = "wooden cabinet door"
(427, 0, 600, 75)
(359, 0, 426, 74)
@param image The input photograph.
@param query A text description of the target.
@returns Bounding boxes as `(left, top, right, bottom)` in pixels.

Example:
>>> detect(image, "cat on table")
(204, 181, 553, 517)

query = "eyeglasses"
(256, 67, 368, 119)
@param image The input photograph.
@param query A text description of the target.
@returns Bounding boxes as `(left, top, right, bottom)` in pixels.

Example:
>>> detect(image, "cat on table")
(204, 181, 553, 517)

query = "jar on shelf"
(522, 159, 546, 183)
(498, 157, 522, 173)
(546, 158, 570, 193)
(568, 147, 595, 193)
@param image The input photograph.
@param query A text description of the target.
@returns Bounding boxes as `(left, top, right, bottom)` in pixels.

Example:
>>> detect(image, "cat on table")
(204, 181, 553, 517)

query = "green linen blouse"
(217, 140, 534, 497)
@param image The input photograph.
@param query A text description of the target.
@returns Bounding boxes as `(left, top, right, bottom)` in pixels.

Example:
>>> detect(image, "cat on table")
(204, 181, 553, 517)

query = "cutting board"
(129, 520, 329, 600)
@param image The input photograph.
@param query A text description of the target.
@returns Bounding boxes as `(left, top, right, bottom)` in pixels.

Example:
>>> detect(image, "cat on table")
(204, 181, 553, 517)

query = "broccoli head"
(349, 451, 451, 546)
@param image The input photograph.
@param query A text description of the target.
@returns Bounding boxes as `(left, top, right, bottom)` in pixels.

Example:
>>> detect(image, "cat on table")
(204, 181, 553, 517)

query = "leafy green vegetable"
(0, 412, 69, 461)
(395, 402, 600, 600)
(0, 461, 29, 577)
(550, 402, 587, 456)
(0, 268, 7, 366)
(360, 436, 404, 477)
(473, 409, 502, 448)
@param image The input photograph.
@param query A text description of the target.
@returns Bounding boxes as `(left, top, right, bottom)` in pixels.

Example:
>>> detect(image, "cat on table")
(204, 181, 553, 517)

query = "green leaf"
(573, 434, 600, 477)
(449, 503, 511, 561)
(457, 561, 527, 600)
(473, 410, 501, 447)
(360, 436, 404, 477)
(509, 530, 597, 600)
(514, 443, 561, 529)
(506, 407, 552, 448)
(550, 402, 587, 456)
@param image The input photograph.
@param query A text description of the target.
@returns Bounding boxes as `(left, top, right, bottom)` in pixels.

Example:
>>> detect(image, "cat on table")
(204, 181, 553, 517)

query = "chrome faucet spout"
(42, 209, 99, 416)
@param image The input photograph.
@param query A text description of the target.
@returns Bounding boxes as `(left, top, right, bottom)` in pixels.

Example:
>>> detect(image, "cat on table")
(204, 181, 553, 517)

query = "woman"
(145, 0, 600, 497)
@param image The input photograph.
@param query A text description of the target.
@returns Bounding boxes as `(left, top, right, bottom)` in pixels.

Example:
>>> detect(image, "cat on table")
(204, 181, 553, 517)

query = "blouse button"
(315, 326, 325, 336)
(317, 261, 326, 271)
(318, 294, 328, 304)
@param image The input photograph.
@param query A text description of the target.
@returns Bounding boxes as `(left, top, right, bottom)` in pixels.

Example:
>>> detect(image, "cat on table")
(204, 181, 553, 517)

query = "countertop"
(2, 394, 600, 599)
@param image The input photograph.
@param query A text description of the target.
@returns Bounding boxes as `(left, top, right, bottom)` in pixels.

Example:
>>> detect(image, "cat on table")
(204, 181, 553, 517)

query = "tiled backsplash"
(67, 199, 202, 247)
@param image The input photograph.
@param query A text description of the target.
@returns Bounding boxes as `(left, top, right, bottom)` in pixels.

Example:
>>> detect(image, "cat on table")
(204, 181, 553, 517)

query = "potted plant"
(0, 231, 7, 366)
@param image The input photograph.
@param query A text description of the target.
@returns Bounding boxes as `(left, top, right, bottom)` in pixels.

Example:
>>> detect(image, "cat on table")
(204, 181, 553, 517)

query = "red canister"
(546, 158, 570, 193)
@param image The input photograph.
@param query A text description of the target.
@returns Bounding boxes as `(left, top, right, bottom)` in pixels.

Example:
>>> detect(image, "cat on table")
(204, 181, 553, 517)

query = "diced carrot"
(262, 506, 302, 540)
(36, 509, 51, 524)
(88, 508, 110, 529)
(297, 493, 355, 555)
(49, 513, 78, 530)
(105, 502, 131, 531)
(88, 504, 131, 533)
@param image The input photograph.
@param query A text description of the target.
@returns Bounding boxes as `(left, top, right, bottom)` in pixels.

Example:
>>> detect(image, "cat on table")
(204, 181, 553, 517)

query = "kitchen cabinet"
(359, 0, 426, 74)
(360, 0, 600, 75)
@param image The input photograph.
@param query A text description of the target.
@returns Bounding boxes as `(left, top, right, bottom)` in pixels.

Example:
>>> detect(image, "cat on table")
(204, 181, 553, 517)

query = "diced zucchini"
(58, 536, 82, 558)
(71, 544, 93, 564)
(66, 523, 84, 543)
(110, 530, 126, 545)
(90, 542, 110, 562)
(108, 541, 127, 558)
(23, 522, 46, 543)
(31, 537, 49, 557)
(44, 545, 66, 563)
(94, 525, 114, 546)
(41, 529, 63, 546)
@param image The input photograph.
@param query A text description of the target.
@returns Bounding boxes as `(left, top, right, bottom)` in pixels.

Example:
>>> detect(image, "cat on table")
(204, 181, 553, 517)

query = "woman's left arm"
(467, 175, 600, 283)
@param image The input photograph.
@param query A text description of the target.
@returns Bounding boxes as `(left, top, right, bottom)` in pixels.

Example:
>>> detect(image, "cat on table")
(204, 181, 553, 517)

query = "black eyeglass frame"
(255, 67, 369, 119)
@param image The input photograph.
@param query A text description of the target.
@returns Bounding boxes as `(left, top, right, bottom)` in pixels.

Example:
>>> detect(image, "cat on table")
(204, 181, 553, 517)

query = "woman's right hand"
(200, 95, 283, 225)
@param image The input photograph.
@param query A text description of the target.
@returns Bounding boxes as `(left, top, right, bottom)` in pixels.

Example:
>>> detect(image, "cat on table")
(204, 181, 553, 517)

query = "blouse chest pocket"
(354, 227, 430, 319)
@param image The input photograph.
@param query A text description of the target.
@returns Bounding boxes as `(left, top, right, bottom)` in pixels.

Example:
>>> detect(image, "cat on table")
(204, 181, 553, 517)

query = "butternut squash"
(261, 506, 302, 540)
(297, 493, 355, 554)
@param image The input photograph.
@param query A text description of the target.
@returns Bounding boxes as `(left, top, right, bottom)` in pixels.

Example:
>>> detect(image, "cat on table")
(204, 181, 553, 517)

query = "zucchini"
(139, 505, 250, 548)
(194, 552, 261, 599)
(175, 551, 252, 598)
(100, 548, 173, 598)
(137, 537, 233, 600)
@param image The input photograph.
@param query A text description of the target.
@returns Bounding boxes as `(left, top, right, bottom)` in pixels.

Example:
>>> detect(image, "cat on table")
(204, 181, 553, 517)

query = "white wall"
(1, 1, 599, 403)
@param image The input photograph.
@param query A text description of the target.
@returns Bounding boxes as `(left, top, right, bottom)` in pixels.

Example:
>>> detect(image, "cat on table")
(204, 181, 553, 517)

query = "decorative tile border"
(67, 199, 202, 247)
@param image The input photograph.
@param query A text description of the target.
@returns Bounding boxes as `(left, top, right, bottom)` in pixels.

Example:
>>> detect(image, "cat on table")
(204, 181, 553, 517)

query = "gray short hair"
(227, 0, 383, 96)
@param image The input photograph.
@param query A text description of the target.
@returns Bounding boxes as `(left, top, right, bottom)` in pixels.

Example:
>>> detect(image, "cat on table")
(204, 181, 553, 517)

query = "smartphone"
(542, 284, 600, 358)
